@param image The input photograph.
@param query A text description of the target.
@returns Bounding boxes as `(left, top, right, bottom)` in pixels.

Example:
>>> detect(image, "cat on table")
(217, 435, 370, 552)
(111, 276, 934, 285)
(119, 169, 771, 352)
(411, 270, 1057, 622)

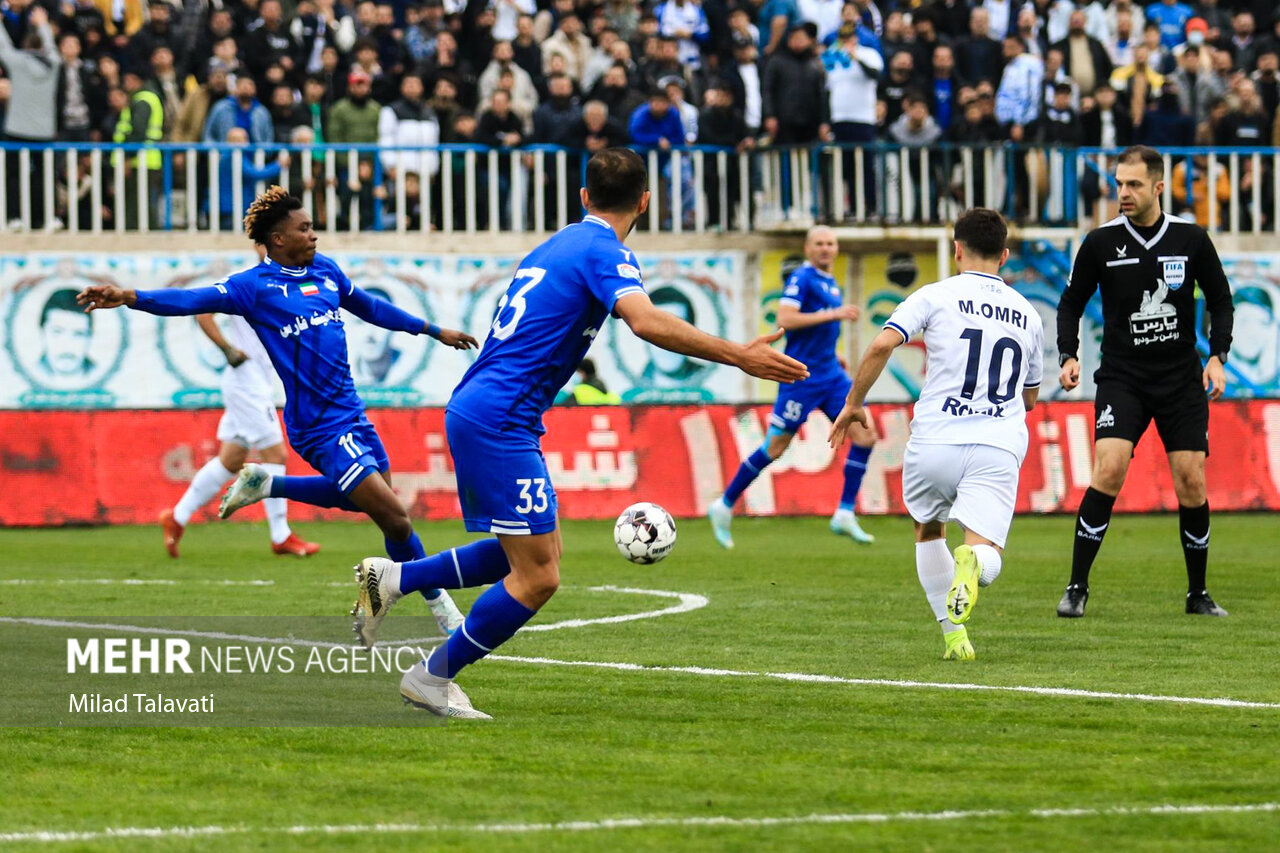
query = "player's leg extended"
(164, 441, 247, 557)
(344, 469, 462, 634)
(823, 377, 875, 543)
(258, 442, 320, 556)
(708, 424, 793, 550)
(398, 530, 556, 720)
(1168, 450, 1226, 616)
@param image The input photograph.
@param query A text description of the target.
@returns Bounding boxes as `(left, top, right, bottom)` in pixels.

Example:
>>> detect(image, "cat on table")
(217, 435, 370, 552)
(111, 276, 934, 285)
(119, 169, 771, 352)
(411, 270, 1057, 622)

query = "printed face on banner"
(5, 259, 127, 405)
(1219, 257, 1280, 393)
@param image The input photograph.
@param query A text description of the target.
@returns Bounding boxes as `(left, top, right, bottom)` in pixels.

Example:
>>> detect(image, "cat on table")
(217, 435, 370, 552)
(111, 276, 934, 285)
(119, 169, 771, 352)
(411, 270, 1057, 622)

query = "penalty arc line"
(2, 611, 1278, 710)
(0, 802, 1277, 844)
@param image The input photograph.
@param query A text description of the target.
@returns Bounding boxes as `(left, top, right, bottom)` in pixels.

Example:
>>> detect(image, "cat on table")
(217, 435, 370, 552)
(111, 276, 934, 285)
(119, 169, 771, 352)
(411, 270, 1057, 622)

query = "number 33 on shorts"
(515, 477, 549, 514)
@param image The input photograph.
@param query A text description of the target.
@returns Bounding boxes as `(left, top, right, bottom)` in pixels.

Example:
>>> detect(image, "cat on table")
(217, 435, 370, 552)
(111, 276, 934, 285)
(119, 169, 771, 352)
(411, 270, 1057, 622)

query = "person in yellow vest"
(567, 358, 622, 405)
(113, 69, 164, 229)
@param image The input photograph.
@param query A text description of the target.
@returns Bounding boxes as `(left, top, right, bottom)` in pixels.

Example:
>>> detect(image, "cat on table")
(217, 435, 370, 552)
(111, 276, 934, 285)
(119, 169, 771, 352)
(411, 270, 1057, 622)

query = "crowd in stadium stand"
(1, 0, 1278, 229)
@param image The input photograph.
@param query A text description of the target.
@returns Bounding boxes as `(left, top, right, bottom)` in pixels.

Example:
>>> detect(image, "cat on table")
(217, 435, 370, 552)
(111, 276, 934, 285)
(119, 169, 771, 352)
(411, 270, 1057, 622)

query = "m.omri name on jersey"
(957, 297, 1030, 329)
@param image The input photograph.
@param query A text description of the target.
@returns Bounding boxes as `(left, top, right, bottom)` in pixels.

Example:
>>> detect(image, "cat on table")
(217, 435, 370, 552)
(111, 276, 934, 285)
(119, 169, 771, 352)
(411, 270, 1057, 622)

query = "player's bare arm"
(613, 292, 808, 383)
(775, 302, 860, 331)
(829, 328, 899, 447)
(1023, 386, 1039, 411)
(76, 284, 137, 311)
(429, 325, 480, 350)
(195, 314, 247, 367)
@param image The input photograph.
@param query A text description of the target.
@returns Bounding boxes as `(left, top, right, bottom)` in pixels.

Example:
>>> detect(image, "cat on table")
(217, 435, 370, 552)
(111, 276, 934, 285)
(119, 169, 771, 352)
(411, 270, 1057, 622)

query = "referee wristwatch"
(1059, 352, 1078, 367)
(1212, 352, 1229, 364)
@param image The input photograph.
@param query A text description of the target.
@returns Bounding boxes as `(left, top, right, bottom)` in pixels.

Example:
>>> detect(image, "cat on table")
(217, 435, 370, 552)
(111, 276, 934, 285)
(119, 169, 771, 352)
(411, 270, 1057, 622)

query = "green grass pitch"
(1, 513, 1278, 851)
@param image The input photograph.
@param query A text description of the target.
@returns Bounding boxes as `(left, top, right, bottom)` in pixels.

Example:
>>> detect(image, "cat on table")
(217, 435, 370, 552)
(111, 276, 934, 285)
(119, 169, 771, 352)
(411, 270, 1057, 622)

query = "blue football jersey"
(449, 214, 647, 433)
(132, 253, 426, 448)
(777, 263, 845, 382)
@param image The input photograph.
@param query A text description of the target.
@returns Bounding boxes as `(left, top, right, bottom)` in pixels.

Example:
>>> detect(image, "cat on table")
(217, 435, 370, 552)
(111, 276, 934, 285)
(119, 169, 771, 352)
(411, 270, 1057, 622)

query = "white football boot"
(424, 591, 465, 636)
(706, 498, 735, 549)
(400, 661, 492, 720)
(218, 463, 272, 519)
(351, 557, 404, 648)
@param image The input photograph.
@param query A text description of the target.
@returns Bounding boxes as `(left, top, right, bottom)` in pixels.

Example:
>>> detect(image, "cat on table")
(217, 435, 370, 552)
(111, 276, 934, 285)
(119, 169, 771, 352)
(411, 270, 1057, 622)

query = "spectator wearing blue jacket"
(202, 76, 274, 144)
(628, 89, 685, 149)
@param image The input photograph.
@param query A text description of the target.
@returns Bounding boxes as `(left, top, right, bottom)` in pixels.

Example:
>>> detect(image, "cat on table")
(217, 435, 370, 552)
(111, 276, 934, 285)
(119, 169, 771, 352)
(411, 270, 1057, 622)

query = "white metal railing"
(3, 142, 1277, 235)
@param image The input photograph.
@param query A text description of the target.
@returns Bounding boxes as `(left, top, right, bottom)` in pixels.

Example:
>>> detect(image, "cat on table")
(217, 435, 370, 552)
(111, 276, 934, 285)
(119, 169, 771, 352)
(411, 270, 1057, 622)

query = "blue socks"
(839, 444, 872, 511)
(270, 475, 360, 512)
(426, 580, 535, 679)
(399, 539, 511, 594)
(383, 531, 445, 602)
(722, 447, 774, 508)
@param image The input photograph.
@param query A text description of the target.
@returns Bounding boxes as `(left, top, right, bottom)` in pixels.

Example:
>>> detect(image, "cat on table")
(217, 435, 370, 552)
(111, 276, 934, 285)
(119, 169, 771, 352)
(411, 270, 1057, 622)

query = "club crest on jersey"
(323, 278, 338, 292)
(1160, 257, 1186, 290)
(300, 282, 319, 296)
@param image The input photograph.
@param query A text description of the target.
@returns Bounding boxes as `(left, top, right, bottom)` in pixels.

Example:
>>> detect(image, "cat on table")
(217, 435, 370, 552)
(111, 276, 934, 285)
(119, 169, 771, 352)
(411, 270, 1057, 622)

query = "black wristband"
(1059, 352, 1078, 368)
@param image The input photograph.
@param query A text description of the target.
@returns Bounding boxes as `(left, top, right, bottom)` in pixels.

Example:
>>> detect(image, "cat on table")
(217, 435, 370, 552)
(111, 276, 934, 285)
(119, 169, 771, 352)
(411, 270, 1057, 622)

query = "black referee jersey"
(1057, 213, 1234, 384)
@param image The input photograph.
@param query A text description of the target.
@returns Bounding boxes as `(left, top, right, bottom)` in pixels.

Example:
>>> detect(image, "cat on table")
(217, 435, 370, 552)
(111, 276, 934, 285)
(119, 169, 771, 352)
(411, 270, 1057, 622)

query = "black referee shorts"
(1093, 377, 1209, 454)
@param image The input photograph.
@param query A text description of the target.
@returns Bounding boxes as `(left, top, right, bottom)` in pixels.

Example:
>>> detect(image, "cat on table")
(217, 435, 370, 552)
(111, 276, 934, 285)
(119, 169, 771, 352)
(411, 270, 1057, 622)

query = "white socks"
(174, 458, 235, 526)
(916, 539, 960, 633)
(973, 544, 1003, 587)
(260, 462, 291, 544)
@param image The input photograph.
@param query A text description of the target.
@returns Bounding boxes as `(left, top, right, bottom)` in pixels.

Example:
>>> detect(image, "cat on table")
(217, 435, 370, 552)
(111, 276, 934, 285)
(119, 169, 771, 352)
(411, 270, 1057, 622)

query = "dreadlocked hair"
(243, 186, 302, 245)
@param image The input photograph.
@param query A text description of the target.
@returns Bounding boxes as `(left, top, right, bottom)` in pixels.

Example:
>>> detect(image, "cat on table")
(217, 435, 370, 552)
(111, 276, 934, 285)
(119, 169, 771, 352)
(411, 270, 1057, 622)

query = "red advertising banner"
(2, 402, 1279, 527)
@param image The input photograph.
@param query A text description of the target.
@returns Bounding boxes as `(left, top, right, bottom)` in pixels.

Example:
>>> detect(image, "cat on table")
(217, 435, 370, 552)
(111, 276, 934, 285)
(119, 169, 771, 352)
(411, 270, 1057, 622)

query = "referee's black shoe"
(1186, 590, 1229, 617)
(1056, 584, 1088, 618)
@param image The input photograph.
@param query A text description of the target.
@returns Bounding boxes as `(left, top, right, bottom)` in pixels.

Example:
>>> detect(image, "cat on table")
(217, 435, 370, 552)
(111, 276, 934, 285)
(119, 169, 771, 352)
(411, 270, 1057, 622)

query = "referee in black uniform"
(1056, 145, 1234, 618)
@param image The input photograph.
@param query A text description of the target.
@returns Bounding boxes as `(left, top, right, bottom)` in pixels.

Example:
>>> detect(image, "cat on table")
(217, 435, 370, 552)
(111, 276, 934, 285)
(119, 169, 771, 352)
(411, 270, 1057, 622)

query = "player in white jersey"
(160, 309, 319, 558)
(830, 209, 1043, 661)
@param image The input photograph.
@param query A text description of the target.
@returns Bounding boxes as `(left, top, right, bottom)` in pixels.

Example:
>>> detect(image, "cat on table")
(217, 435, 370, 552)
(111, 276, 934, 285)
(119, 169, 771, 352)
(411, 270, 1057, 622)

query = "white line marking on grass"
(2, 616, 1277, 711)
(0, 579, 274, 586)
(1, 802, 1277, 844)
(486, 654, 1280, 710)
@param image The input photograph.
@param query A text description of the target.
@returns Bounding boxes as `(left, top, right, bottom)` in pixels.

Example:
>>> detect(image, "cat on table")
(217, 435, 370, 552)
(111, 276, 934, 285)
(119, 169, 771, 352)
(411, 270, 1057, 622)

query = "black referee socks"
(1070, 487, 1117, 589)
(1180, 502, 1211, 594)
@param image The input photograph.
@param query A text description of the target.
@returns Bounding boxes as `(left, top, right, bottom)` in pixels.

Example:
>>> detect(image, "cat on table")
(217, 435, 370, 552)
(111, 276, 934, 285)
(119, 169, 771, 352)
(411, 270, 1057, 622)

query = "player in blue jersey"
(348, 149, 808, 719)
(75, 187, 478, 637)
(707, 226, 879, 549)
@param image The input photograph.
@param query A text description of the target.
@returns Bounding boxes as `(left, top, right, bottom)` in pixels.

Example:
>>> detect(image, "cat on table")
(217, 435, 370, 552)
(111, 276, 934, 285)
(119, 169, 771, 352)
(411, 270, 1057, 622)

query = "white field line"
(2, 614, 1278, 711)
(1, 802, 1277, 844)
(0, 579, 274, 586)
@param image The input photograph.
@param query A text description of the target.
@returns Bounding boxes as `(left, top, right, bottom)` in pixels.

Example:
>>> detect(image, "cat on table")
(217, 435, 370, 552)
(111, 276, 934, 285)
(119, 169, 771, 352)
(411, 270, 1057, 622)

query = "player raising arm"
(349, 148, 808, 719)
(76, 187, 478, 637)
(830, 209, 1043, 661)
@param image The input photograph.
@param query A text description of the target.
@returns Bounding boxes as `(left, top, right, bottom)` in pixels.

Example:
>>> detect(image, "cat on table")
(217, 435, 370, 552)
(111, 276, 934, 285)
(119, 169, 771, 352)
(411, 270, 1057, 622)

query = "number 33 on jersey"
(885, 271, 1044, 464)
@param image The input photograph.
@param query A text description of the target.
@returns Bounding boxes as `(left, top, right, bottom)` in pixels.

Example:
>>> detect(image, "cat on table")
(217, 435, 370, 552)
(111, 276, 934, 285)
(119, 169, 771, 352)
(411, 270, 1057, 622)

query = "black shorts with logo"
(1093, 374, 1209, 454)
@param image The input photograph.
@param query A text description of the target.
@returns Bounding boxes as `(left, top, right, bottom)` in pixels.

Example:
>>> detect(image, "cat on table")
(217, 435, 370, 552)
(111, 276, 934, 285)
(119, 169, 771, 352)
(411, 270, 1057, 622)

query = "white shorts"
(216, 391, 284, 451)
(901, 441, 1020, 548)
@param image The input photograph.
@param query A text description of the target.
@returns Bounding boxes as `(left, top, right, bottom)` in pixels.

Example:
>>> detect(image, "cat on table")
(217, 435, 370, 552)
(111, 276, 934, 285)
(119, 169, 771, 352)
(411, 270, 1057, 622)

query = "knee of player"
(1172, 471, 1206, 503)
(520, 562, 561, 599)
(380, 512, 415, 542)
(1092, 457, 1128, 491)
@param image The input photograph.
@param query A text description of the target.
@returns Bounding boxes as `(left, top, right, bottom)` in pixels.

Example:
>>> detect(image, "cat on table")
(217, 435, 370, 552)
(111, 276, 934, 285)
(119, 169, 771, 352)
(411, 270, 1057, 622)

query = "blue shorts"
(768, 373, 852, 433)
(295, 417, 389, 495)
(446, 410, 558, 536)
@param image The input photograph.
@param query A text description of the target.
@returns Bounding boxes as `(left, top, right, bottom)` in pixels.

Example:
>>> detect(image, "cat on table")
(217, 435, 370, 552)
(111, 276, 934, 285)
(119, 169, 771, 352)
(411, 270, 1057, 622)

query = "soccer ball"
(613, 502, 677, 564)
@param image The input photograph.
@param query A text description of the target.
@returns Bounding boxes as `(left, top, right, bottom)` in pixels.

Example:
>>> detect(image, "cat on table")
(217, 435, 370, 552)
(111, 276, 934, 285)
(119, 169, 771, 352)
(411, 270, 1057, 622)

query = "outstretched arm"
(829, 328, 899, 446)
(613, 292, 808, 383)
(340, 285, 478, 349)
(776, 302, 860, 331)
(77, 284, 244, 316)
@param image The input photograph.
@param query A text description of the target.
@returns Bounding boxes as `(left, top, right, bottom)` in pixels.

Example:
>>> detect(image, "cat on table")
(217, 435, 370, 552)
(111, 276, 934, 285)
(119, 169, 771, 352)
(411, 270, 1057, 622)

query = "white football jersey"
(885, 272, 1044, 463)
(222, 314, 277, 403)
